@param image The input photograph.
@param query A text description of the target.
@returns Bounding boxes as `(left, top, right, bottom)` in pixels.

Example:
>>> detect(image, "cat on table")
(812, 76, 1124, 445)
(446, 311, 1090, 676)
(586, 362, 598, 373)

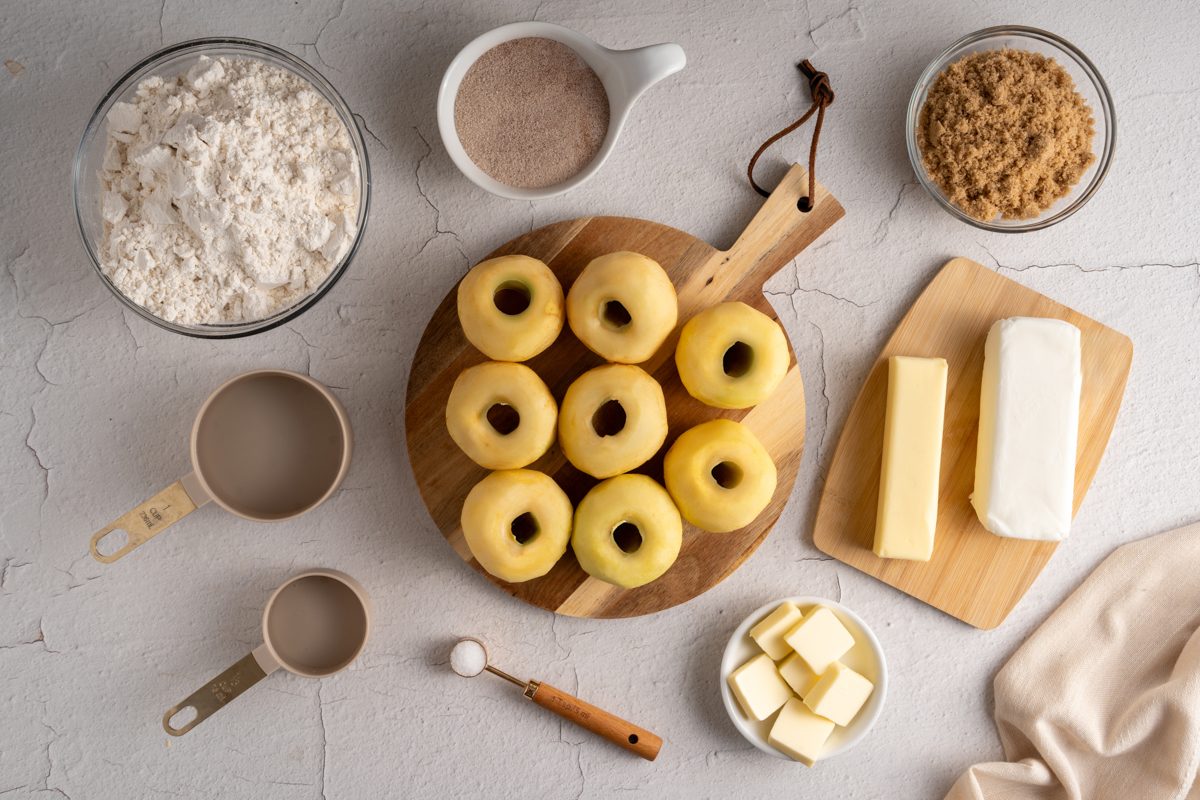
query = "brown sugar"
(917, 49, 1095, 221)
(454, 37, 610, 189)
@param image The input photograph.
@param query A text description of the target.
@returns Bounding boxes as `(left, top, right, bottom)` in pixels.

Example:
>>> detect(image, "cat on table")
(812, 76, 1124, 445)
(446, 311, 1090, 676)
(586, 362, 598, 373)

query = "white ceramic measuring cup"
(437, 21, 686, 199)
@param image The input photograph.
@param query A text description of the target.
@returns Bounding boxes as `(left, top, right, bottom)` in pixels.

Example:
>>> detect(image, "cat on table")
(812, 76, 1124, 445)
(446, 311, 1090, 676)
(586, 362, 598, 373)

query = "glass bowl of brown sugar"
(906, 26, 1115, 233)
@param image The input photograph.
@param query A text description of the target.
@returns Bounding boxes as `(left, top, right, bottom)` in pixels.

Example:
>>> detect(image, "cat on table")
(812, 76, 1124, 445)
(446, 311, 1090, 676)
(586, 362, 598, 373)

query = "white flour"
(99, 55, 360, 325)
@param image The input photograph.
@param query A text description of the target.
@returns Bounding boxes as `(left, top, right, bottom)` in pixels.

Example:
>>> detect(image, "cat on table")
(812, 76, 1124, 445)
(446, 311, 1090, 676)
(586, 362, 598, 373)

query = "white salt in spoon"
(449, 636, 662, 760)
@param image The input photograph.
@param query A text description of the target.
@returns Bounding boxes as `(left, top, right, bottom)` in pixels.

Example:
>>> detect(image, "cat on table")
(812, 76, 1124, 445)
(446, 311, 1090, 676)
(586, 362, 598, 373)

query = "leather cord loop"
(747, 60, 834, 210)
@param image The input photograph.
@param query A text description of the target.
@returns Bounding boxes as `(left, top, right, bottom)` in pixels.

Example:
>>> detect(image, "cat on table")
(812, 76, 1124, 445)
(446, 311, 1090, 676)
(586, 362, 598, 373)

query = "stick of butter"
(873, 356, 948, 561)
(971, 317, 1082, 540)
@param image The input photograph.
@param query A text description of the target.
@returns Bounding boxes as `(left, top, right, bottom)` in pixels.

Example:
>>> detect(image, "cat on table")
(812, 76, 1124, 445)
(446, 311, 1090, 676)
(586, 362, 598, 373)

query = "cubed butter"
(777, 653, 820, 699)
(971, 317, 1081, 540)
(783, 606, 855, 674)
(873, 355, 947, 561)
(768, 697, 836, 766)
(748, 601, 805, 660)
(803, 661, 874, 726)
(727, 653, 792, 721)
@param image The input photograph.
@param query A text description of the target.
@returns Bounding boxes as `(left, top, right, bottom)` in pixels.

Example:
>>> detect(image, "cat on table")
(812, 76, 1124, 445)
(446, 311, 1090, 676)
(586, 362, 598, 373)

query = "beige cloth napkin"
(946, 521, 1200, 800)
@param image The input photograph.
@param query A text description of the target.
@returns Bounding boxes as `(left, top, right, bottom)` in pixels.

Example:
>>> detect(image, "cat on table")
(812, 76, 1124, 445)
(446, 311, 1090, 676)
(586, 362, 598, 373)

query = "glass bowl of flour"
(73, 38, 371, 338)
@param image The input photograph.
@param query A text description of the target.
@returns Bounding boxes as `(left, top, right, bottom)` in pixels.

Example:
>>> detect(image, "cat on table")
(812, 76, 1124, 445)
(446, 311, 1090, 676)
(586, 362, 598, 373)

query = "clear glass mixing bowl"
(906, 26, 1115, 233)
(73, 37, 371, 338)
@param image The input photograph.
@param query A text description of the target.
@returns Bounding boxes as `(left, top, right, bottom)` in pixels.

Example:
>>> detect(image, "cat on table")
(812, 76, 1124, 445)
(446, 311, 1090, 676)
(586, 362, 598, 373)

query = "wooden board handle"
(723, 163, 845, 306)
(526, 680, 663, 761)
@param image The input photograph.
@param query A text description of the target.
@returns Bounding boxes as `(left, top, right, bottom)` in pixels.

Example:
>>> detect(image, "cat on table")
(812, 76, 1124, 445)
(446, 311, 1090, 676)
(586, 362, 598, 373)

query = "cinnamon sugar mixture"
(454, 37, 610, 189)
(918, 49, 1095, 221)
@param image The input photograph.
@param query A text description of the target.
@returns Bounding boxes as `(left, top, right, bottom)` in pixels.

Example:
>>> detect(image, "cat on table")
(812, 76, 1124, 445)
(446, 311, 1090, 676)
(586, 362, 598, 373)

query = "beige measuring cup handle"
(89, 472, 211, 563)
(162, 643, 280, 736)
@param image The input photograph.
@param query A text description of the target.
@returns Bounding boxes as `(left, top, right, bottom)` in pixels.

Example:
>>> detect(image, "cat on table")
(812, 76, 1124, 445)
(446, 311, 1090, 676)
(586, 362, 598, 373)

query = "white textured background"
(2, 1, 1198, 797)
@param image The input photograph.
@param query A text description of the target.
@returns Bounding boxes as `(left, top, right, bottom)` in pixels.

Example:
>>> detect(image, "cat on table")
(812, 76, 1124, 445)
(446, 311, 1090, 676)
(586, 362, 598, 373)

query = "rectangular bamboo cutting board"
(813, 257, 1133, 629)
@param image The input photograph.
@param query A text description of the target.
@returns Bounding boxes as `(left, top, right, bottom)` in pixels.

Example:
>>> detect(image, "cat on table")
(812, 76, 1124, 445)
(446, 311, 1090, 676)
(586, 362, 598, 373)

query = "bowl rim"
(905, 24, 1116, 233)
(718, 595, 889, 763)
(72, 36, 372, 339)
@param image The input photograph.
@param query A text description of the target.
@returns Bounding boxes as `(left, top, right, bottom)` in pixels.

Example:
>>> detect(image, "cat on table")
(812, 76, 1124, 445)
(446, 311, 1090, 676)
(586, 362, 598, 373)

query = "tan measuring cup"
(163, 568, 371, 735)
(90, 369, 352, 563)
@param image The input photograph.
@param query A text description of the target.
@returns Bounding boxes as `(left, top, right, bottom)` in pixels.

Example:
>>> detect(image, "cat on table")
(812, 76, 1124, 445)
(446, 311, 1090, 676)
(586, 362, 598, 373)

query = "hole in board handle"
(797, 196, 813, 212)
(628, 734, 639, 744)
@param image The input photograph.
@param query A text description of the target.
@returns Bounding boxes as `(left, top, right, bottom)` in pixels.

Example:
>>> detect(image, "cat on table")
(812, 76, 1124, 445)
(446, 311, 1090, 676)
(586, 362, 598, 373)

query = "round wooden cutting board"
(405, 165, 844, 618)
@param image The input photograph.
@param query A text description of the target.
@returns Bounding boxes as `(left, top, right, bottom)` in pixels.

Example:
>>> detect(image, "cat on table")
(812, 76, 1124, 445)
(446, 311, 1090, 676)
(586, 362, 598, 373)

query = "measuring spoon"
(450, 636, 663, 760)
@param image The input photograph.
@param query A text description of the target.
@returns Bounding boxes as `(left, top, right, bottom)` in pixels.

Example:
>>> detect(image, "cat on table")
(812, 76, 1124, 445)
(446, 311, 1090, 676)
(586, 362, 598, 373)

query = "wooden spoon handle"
(526, 680, 663, 761)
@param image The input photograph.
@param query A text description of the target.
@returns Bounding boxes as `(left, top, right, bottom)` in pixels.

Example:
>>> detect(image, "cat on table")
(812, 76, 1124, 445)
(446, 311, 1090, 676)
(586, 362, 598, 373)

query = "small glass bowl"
(72, 37, 371, 338)
(906, 26, 1115, 233)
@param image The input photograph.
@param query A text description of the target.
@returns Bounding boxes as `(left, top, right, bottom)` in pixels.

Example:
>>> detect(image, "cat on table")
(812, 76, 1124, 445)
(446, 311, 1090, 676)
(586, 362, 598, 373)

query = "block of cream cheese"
(803, 661, 874, 726)
(873, 356, 948, 561)
(971, 317, 1082, 540)
(727, 653, 792, 721)
(778, 653, 820, 699)
(783, 606, 855, 674)
(749, 601, 805, 660)
(768, 697, 836, 766)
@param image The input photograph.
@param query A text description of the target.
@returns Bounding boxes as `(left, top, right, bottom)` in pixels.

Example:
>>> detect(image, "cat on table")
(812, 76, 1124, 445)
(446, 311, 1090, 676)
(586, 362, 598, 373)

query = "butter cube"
(768, 697, 835, 766)
(727, 653, 792, 721)
(777, 653, 820, 699)
(748, 601, 805, 660)
(873, 356, 947, 561)
(783, 606, 855, 674)
(803, 662, 874, 726)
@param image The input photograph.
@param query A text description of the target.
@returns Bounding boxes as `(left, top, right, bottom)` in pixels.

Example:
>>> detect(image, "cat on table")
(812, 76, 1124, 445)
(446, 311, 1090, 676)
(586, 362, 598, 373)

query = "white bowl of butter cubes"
(720, 597, 887, 765)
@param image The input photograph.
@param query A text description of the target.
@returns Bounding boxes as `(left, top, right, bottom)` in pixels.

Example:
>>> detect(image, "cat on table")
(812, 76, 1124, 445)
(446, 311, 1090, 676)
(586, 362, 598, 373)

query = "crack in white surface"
(978, 245, 1200, 276)
(809, 4, 866, 48)
(766, 284, 874, 309)
(316, 682, 328, 800)
(295, 0, 348, 72)
(809, 318, 832, 470)
(118, 310, 146, 358)
(36, 701, 68, 799)
(872, 181, 918, 246)
(0, 560, 30, 596)
(288, 326, 317, 375)
(413, 127, 467, 262)
(157, 0, 168, 46)
(764, 283, 834, 468)
(555, 716, 586, 800)
(352, 112, 388, 151)
(24, 407, 50, 523)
